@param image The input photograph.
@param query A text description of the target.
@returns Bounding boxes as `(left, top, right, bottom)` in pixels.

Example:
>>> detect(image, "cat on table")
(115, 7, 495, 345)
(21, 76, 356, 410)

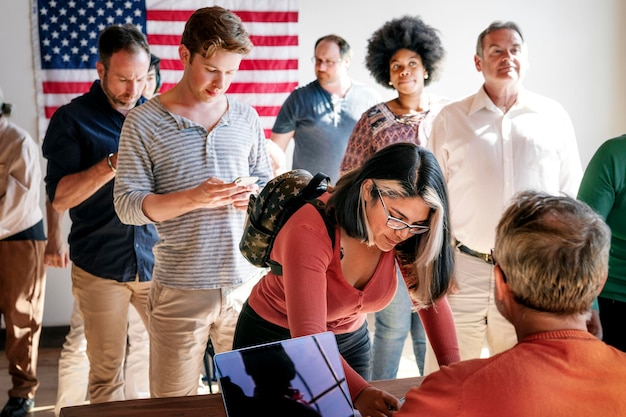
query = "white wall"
(1, 0, 625, 325)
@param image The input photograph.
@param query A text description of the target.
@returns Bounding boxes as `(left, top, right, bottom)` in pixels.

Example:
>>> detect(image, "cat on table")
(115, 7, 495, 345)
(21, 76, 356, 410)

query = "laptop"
(214, 331, 355, 417)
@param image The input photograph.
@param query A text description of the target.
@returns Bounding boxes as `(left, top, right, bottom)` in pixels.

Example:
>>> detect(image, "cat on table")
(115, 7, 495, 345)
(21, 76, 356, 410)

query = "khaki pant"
(424, 251, 517, 374)
(71, 265, 150, 403)
(0, 239, 46, 399)
(148, 276, 259, 398)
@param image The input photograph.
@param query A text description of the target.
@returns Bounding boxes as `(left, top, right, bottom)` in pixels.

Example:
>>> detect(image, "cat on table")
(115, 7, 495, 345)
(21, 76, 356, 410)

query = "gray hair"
(494, 191, 610, 314)
(476, 21, 524, 57)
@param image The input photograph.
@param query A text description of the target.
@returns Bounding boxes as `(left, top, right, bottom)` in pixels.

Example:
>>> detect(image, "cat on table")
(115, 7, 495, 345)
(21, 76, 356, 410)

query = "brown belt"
(456, 241, 494, 265)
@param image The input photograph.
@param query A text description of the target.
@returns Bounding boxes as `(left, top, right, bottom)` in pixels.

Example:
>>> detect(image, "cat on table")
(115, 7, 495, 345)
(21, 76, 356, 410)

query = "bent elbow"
(50, 196, 71, 212)
(113, 191, 152, 226)
(113, 195, 131, 225)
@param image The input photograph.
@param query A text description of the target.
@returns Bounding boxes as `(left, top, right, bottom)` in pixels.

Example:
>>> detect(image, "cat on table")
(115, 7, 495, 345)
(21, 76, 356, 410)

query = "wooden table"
(59, 377, 423, 417)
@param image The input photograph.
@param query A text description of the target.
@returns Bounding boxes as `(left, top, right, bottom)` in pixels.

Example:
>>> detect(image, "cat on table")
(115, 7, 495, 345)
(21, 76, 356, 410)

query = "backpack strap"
(301, 172, 331, 199)
(268, 198, 336, 276)
(309, 198, 336, 251)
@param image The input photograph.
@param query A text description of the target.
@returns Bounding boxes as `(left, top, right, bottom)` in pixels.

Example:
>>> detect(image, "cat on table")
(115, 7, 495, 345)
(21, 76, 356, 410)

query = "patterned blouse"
(340, 96, 448, 173)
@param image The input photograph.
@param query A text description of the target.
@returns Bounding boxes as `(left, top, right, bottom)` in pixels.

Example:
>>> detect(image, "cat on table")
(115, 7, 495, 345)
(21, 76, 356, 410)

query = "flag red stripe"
(160, 81, 297, 94)
(46, 106, 282, 119)
(254, 106, 282, 117)
(241, 59, 299, 71)
(228, 82, 298, 93)
(158, 60, 182, 71)
(45, 106, 60, 118)
(147, 34, 297, 47)
(249, 35, 299, 47)
(146, 10, 298, 23)
(145, 10, 194, 21)
(146, 34, 181, 46)
(159, 59, 298, 71)
(43, 82, 92, 94)
(233, 11, 299, 22)
(46, 81, 296, 95)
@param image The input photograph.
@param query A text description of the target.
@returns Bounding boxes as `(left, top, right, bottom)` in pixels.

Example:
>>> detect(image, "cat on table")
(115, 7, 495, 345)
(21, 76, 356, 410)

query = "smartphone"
(233, 176, 258, 186)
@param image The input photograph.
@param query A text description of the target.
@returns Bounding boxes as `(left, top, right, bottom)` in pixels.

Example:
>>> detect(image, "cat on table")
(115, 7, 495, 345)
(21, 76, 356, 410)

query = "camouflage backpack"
(239, 169, 335, 275)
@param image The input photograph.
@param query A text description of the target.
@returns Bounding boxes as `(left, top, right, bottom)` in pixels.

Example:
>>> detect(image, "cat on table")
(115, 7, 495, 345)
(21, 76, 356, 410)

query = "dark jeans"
(234, 301, 372, 380)
(598, 297, 626, 352)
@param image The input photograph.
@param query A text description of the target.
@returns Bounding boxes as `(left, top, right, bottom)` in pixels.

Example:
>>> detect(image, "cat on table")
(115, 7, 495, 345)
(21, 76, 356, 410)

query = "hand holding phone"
(233, 176, 258, 187)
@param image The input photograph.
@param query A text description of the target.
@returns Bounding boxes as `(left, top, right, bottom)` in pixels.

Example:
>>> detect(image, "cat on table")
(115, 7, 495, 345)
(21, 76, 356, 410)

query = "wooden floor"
(0, 347, 59, 417)
(0, 347, 216, 417)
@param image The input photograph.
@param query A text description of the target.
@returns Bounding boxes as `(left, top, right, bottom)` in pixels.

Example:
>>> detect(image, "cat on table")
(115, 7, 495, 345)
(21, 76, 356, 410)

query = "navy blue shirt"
(42, 81, 158, 282)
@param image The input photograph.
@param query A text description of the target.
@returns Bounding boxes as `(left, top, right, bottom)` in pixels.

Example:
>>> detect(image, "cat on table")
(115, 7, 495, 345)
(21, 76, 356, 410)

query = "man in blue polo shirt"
(42, 24, 158, 404)
(271, 34, 380, 184)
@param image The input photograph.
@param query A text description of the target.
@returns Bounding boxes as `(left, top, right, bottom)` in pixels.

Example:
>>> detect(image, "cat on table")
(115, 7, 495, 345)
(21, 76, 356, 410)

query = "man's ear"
(597, 271, 609, 295)
(96, 61, 105, 80)
(493, 264, 514, 319)
(179, 45, 191, 65)
(474, 54, 482, 73)
(494, 264, 510, 303)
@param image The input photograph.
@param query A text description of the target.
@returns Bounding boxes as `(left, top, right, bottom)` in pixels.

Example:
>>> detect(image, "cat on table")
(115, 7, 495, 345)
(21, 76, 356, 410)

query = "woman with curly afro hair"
(341, 15, 446, 172)
(340, 15, 450, 381)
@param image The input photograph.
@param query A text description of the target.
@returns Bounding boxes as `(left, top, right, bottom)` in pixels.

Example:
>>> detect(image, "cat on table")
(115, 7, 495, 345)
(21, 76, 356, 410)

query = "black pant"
(233, 301, 372, 380)
(598, 297, 626, 352)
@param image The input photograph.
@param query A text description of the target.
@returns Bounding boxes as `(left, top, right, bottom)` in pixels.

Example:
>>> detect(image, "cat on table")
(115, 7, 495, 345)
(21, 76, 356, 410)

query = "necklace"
(392, 98, 429, 126)
(395, 112, 428, 126)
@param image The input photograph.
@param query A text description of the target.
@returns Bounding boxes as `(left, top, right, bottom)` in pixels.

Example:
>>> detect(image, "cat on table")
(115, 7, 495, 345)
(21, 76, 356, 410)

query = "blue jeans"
(371, 269, 426, 379)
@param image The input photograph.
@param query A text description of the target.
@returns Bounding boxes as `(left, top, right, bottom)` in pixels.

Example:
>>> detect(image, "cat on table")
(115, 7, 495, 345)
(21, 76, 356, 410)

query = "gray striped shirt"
(114, 97, 272, 289)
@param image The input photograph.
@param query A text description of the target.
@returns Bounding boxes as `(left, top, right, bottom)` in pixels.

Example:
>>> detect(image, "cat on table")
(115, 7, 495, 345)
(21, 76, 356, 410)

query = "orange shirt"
(397, 330, 626, 417)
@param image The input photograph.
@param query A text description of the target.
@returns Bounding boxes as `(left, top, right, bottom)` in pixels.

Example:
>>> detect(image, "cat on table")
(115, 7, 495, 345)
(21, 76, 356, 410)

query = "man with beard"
(42, 24, 158, 404)
(271, 34, 380, 183)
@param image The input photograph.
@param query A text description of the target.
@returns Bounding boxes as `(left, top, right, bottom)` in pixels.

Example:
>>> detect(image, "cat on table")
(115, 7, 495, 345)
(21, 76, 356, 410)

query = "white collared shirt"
(429, 86, 582, 253)
(0, 117, 43, 239)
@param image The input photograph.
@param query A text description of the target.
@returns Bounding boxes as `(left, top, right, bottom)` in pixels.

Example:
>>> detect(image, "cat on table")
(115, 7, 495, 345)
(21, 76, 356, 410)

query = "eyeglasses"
(376, 188, 429, 235)
(311, 57, 343, 67)
(490, 248, 508, 283)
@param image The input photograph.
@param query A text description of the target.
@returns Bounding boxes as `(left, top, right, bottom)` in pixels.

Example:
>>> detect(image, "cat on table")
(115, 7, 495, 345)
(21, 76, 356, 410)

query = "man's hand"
(45, 238, 70, 268)
(193, 178, 258, 211)
(142, 178, 257, 222)
(190, 179, 248, 209)
(232, 184, 259, 211)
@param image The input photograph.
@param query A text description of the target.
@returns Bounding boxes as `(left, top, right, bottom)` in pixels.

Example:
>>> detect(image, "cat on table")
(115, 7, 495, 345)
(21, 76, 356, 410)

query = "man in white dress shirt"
(426, 21, 584, 372)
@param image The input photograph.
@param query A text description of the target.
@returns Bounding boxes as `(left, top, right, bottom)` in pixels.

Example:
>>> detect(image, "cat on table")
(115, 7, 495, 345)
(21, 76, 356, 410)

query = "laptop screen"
(214, 331, 355, 417)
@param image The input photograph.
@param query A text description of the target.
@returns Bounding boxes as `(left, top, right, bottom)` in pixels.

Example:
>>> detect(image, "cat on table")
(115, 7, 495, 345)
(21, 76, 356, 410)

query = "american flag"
(30, 0, 299, 139)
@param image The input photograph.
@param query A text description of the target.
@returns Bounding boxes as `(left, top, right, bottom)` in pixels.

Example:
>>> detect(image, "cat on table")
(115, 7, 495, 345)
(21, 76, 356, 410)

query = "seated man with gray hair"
(396, 190, 626, 417)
